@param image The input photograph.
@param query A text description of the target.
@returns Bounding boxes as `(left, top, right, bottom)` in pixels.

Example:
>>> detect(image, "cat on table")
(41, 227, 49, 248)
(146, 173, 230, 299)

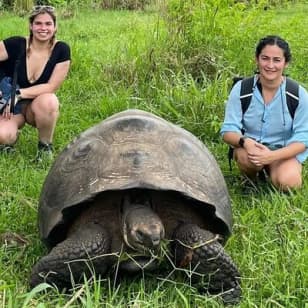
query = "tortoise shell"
(38, 109, 232, 248)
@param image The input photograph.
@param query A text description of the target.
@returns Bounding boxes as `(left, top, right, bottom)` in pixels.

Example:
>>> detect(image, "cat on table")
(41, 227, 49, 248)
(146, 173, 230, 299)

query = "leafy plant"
(0, 2, 308, 307)
(13, 0, 33, 11)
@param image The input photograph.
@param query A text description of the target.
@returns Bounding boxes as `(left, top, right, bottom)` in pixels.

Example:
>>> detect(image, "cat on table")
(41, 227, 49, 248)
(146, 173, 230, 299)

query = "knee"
(48, 94, 59, 112)
(271, 170, 302, 190)
(31, 94, 59, 122)
(234, 148, 262, 175)
(0, 128, 18, 145)
(234, 148, 250, 166)
(33, 94, 59, 113)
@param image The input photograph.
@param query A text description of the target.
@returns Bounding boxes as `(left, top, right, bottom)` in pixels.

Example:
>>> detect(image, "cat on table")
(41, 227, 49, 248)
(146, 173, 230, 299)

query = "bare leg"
(234, 147, 263, 179)
(0, 114, 24, 145)
(25, 93, 59, 144)
(269, 158, 302, 191)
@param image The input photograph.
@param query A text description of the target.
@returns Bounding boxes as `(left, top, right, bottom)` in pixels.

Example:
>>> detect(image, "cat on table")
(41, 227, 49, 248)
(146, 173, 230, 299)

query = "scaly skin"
(30, 200, 165, 289)
(30, 202, 241, 306)
(172, 223, 241, 305)
(30, 222, 111, 290)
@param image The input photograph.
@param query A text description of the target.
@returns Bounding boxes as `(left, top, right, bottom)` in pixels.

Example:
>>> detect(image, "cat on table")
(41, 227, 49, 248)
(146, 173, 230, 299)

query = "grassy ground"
(0, 3, 307, 307)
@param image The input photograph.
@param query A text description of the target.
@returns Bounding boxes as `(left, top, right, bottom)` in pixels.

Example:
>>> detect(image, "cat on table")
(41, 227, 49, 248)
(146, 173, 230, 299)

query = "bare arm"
(0, 41, 9, 61)
(223, 132, 245, 148)
(19, 60, 71, 99)
(223, 131, 261, 154)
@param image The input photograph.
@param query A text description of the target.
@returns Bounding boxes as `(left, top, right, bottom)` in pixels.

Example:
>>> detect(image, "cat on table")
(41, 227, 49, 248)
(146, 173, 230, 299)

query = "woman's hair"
(27, 6, 57, 55)
(255, 35, 292, 63)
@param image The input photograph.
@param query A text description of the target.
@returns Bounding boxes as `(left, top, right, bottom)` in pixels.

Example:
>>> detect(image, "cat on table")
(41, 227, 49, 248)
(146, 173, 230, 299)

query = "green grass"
(1, 2, 308, 307)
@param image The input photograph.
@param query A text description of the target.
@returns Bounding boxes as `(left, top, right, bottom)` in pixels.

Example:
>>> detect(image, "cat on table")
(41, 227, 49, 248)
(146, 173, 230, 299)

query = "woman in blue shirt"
(221, 35, 308, 190)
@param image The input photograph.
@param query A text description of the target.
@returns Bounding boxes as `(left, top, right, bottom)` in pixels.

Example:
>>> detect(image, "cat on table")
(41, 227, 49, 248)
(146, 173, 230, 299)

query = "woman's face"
(30, 12, 56, 43)
(256, 44, 288, 82)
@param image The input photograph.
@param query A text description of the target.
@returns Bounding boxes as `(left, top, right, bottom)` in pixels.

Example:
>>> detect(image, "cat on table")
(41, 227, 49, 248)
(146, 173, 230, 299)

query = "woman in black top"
(0, 6, 71, 161)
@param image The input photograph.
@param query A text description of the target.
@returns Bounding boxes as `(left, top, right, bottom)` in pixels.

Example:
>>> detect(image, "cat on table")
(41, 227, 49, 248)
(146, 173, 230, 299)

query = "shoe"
(35, 141, 53, 163)
(240, 175, 259, 194)
(0, 144, 15, 153)
(240, 170, 270, 195)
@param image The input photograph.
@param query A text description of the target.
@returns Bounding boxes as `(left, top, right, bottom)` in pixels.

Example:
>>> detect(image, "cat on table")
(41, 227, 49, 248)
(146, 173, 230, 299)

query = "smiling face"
(30, 12, 57, 43)
(256, 44, 288, 83)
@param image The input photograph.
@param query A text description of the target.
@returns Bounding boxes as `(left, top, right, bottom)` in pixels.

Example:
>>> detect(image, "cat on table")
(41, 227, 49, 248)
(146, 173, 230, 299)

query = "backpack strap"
(228, 147, 234, 171)
(10, 58, 20, 114)
(239, 76, 255, 114)
(10, 39, 25, 114)
(285, 77, 299, 119)
(238, 76, 299, 118)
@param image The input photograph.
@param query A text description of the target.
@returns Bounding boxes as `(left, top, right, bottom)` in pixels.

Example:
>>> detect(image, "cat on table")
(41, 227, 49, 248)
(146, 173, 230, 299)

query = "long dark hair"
(255, 35, 292, 63)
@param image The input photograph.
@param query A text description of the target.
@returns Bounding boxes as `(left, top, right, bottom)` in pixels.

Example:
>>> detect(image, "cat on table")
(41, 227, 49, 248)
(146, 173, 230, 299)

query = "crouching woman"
(220, 35, 308, 191)
(0, 5, 71, 161)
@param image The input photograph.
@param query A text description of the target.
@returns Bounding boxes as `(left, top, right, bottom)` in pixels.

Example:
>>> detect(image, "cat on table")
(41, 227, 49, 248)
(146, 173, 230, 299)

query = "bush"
(100, 0, 151, 10)
(161, 0, 276, 80)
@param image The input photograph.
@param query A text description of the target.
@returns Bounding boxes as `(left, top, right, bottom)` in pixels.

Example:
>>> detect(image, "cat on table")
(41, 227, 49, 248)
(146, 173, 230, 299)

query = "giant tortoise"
(30, 109, 241, 304)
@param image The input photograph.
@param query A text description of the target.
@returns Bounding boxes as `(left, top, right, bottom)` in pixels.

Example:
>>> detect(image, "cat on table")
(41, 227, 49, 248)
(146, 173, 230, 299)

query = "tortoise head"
(122, 195, 165, 252)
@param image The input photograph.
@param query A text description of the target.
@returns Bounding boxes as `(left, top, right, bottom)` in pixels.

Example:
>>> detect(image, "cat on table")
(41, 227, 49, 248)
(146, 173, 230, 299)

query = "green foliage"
(14, 0, 33, 11)
(47, 0, 67, 7)
(160, 0, 308, 85)
(100, 0, 151, 10)
(0, 0, 158, 10)
(1, 2, 308, 307)
(161, 0, 273, 80)
(0, 0, 33, 11)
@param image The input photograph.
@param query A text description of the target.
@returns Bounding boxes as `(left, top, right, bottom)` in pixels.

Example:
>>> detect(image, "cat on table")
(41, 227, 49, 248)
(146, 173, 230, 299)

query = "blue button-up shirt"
(220, 76, 308, 163)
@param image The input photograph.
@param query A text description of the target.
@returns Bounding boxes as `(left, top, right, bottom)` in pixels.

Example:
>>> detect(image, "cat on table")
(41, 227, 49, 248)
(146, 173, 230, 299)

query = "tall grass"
(0, 2, 307, 307)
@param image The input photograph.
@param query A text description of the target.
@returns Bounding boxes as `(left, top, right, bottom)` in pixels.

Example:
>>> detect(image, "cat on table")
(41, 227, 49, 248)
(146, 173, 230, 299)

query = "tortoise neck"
(121, 191, 152, 213)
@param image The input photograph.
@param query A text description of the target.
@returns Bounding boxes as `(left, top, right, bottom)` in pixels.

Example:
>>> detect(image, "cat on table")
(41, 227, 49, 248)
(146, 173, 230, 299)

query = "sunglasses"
(32, 5, 55, 13)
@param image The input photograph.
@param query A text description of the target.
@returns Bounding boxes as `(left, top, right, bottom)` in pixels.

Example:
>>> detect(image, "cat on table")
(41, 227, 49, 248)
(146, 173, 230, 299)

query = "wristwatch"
(16, 89, 22, 101)
(238, 136, 247, 148)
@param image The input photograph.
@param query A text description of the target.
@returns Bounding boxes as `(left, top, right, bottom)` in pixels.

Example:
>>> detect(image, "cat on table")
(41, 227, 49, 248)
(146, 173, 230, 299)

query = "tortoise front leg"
(172, 223, 241, 305)
(30, 221, 111, 290)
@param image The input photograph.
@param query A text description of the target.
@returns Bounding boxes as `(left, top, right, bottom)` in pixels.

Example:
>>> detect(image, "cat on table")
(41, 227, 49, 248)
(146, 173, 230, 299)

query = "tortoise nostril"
(133, 229, 161, 248)
(135, 230, 144, 243)
(151, 237, 160, 247)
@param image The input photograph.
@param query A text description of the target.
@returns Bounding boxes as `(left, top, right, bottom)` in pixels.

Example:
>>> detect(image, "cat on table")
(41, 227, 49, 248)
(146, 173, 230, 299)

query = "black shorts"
(13, 99, 32, 115)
